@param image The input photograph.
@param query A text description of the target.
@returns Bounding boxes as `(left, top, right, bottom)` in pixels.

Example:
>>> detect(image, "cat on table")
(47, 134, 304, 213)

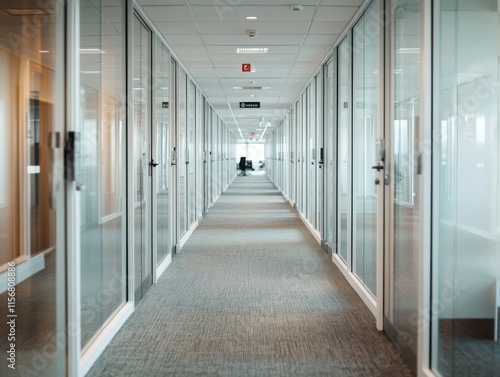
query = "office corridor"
(87, 176, 413, 377)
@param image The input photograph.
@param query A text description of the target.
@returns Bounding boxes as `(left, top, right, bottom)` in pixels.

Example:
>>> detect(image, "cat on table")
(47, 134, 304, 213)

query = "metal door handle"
(371, 163, 384, 171)
(150, 159, 159, 167)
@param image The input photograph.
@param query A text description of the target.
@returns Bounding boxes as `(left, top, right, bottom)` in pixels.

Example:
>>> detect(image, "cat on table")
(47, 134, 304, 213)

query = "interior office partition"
(0, 0, 67, 374)
(153, 36, 173, 273)
(383, 0, 423, 370)
(80, 0, 129, 349)
(431, 0, 500, 375)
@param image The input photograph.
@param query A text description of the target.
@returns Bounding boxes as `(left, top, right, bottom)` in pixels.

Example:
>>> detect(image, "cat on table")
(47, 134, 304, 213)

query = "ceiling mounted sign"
(239, 102, 260, 108)
(241, 63, 251, 72)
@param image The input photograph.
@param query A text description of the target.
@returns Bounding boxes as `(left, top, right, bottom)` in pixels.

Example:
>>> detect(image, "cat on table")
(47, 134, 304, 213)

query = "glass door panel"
(432, 1, 500, 375)
(301, 93, 308, 214)
(308, 83, 317, 227)
(79, 0, 127, 348)
(384, 0, 421, 371)
(188, 80, 196, 226)
(0, 1, 65, 375)
(337, 36, 351, 264)
(325, 59, 336, 249)
(178, 69, 187, 238)
(352, 0, 381, 297)
(133, 14, 152, 301)
(154, 37, 171, 265)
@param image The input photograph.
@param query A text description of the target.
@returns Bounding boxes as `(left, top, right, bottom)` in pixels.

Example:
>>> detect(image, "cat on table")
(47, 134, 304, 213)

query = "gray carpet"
(87, 175, 413, 377)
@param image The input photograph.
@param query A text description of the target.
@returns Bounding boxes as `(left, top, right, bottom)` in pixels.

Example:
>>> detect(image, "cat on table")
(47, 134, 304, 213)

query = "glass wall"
(384, 0, 422, 370)
(315, 72, 323, 231)
(178, 69, 188, 237)
(196, 91, 204, 219)
(204, 103, 211, 210)
(154, 37, 171, 265)
(188, 80, 196, 226)
(307, 82, 317, 227)
(432, 0, 500, 375)
(0, 0, 65, 374)
(325, 58, 337, 250)
(133, 14, 152, 301)
(301, 92, 308, 214)
(352, 0, 381, 297)
(79, 0, 127, 348)
(337, 36, 351, 264)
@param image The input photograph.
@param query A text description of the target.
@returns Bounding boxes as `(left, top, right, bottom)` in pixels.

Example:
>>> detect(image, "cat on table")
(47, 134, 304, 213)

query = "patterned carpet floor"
(87, 175, 413, 377)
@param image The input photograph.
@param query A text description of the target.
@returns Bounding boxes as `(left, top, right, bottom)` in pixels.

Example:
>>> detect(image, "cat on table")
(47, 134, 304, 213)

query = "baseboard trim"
(298, 212, 321, 245)
(332, 254, 377, 318)
(80, 302, 134, 377)
(156, 253, 172, 279)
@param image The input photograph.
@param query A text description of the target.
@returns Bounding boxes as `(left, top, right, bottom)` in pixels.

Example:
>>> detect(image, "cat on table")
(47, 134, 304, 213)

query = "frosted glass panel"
(432, 0, 500, 375)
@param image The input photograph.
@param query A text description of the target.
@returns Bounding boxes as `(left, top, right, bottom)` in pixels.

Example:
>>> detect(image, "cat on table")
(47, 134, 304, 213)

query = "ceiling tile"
(314, 6, 358, 22)
(138, 1, 365, 131)
(165, 35, 203, 46)
(303, 34, 338, 45)
(190, 5, 316, 22)
(308, 21, 348, 34)
(154, 21, 198, 34)
(142, 6, 192, 22)
(202, 34, 303, 46)
(196, 21, 309, 35)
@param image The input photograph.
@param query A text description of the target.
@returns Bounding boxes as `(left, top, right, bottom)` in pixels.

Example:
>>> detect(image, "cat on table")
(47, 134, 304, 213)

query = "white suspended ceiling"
(138, 0, 366, 142)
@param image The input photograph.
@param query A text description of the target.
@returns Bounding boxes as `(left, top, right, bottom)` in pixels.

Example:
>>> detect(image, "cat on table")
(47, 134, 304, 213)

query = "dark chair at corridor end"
(238, 157, 248, 176)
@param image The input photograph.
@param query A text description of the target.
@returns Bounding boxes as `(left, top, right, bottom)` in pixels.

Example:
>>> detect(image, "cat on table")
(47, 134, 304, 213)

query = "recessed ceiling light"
(245, 16, 258, 20)
(233, 86, 243, 90)
(397, 48, 420, 54)
(250, 94, 256, 97)
(236, 47, 268, 54)
(80, 48, 106, 54)
(39, 50, 49, 54)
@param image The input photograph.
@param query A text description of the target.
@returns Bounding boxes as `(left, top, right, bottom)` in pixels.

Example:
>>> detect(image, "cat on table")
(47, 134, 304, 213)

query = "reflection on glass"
(433, 1, 500, 375)
(204, 103, 211, 208)
(133, 14, 152, 301)
(337, 37, 350, 263)
(385, 0, 422, 369)
(308, 82, 317, 227)
(352, 0, 380, 297)
(80, 0, 126, 349)
(155, 37, 171, 265)
(188, 81, 196, 226)
(178, 70, 187, 236)
(302, 93, 308, 214)
(0, 1, 64, 375)
(325, 60, 336, 248)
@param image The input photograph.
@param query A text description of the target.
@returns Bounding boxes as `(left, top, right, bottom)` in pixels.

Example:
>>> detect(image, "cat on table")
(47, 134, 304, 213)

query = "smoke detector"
(290, 4, 303, 11)
(246, 30, 257, 38)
